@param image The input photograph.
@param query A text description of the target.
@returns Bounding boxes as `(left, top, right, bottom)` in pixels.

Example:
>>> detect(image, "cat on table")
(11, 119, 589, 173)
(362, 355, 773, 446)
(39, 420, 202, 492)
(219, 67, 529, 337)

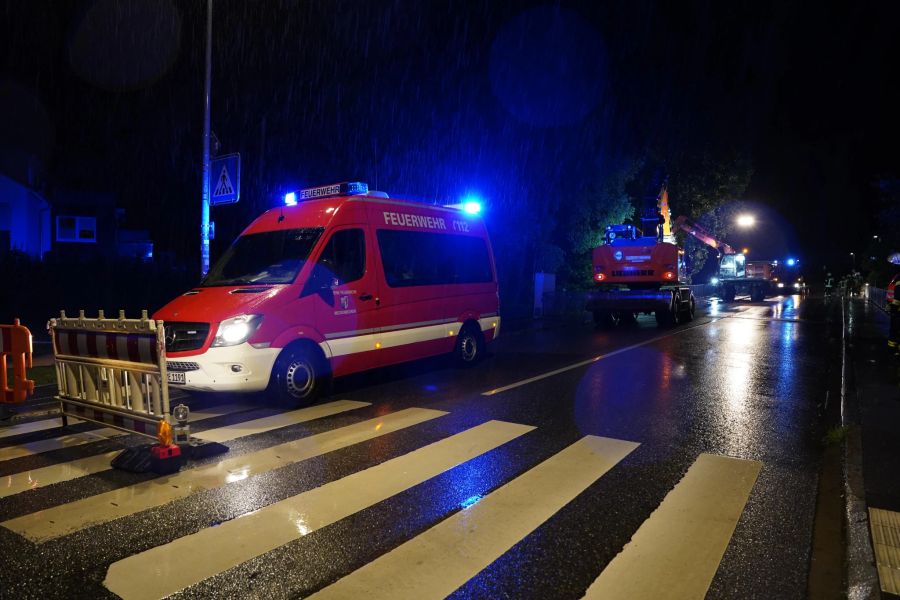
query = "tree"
(555, 158, 639, 289)
(864, 178, 900, 286)
(668, 151, 754, 279)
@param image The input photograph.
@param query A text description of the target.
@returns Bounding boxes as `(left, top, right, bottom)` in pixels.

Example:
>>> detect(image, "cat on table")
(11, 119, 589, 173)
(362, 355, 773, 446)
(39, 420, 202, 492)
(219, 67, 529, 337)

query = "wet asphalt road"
(0, 294, 840, 599)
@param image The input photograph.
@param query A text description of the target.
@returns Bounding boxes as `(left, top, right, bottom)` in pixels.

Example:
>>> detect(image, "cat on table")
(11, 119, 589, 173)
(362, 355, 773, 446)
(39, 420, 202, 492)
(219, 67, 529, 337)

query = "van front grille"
(167, 361, 201, 372)
(163, 322, 210, 353)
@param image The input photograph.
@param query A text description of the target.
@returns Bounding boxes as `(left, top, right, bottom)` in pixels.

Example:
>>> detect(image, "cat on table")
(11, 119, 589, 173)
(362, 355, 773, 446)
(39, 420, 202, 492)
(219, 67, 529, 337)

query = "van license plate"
(168, 372, 186, 385)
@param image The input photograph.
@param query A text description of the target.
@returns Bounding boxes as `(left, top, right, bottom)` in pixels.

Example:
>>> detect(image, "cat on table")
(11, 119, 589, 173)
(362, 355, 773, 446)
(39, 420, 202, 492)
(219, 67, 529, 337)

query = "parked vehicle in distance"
(154, 182, 500, 405)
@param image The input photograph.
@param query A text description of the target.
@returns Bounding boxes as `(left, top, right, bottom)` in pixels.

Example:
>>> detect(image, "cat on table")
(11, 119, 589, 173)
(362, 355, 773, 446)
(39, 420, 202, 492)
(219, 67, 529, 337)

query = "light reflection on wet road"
(0, 294, 837, 600)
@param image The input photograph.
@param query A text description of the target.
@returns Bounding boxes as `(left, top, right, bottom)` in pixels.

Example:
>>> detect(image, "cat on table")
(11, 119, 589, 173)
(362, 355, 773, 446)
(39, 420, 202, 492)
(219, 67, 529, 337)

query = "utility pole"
(200, 0, 213, 277)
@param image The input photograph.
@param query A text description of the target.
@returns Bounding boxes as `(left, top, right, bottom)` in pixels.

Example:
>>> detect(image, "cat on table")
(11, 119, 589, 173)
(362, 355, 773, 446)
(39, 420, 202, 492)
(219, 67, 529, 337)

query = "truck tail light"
(663, 271, 675, 280)
(595, 273, 606, 282)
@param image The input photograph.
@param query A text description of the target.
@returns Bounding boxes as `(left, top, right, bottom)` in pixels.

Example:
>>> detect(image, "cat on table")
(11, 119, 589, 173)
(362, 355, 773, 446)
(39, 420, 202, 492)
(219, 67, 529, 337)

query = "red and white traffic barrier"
(49, 310, 170, 439)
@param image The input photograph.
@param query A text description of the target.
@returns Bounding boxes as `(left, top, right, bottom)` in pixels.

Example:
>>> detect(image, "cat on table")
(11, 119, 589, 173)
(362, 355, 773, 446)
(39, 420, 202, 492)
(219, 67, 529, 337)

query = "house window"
(56, 216, 97, 243)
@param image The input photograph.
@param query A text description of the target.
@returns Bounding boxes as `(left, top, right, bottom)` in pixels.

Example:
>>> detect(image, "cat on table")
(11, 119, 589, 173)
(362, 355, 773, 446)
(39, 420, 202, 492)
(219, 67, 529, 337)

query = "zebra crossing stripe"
(4, 407, 447, 542)
(582, 453, 762, 600)
(311, 435, 640, 600)
(0, 400, 366, 498)
(103, 419, 536, 600)
(0, 428, 127, 462)
(1, 451, 118, 498)
(0, 417, 84, 440)
(192, 400, 369, 443)
(0, 404, 251, 463)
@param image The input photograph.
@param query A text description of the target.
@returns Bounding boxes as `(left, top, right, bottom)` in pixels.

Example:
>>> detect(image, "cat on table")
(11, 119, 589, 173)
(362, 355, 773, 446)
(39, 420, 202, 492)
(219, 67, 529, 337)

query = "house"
(0, 172, 51, 258)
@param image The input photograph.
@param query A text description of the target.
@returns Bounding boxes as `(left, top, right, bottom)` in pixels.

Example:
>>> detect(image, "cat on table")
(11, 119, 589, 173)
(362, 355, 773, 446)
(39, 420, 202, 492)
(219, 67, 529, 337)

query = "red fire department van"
(154, 182, 500, 405)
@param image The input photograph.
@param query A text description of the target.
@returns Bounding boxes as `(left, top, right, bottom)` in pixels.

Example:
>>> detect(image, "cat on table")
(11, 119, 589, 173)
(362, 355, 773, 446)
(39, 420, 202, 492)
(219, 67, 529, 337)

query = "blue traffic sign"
(209, 153, 240, 205)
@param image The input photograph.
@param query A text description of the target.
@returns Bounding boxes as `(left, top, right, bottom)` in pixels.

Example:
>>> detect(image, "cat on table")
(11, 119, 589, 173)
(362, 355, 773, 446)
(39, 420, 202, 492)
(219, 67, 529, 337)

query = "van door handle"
(360, 293, 374, 301)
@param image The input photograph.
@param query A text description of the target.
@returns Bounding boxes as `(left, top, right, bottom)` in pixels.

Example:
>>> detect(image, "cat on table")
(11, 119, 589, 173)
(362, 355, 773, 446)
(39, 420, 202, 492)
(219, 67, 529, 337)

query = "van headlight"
(212, 315, 263, 347)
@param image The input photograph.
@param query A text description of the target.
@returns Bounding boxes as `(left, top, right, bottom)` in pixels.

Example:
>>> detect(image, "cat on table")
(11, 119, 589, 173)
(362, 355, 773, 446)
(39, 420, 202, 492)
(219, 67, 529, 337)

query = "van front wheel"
(269, 346, 327, 407)
(454, 324, 484, 366)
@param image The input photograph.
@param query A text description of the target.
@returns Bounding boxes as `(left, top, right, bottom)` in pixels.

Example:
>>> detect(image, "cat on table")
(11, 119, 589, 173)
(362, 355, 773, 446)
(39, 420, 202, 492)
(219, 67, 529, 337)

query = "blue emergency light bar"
(285, 182, 369, 205)
(298, 181, 368, 201)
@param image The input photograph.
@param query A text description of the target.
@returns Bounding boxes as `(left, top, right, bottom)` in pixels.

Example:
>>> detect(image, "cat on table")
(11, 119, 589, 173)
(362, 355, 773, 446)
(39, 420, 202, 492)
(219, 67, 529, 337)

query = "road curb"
(841, 298, 881, 600)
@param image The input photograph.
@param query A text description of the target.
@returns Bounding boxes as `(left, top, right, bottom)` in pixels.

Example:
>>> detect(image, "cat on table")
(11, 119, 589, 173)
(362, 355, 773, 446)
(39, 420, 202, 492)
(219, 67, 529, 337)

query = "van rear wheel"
(454, 324, 484, 366)
(269, 345, 328, 407)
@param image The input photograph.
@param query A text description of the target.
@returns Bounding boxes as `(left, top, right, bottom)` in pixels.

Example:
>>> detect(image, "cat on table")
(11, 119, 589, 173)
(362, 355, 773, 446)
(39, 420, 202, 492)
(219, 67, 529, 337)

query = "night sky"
(2, 0, 899, 274)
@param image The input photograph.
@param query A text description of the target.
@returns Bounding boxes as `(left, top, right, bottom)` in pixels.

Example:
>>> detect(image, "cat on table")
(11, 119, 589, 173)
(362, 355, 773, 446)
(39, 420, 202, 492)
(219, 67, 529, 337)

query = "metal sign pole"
(200, 0, 213, 277)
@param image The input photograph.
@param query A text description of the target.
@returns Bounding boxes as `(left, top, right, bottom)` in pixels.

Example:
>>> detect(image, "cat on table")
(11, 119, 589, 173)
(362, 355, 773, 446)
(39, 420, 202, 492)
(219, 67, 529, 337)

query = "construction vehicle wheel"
(750, 286, 765, 302)
(593, 310, 618, 329)
(655, 305, 676, 327)
(679, 295, 695, 322)
(723, 285, 736, 303)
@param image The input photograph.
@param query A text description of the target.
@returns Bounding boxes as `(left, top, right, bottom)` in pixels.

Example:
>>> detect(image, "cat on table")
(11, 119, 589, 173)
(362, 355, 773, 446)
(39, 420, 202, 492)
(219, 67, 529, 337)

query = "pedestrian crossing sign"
(209, 153, 240, 205)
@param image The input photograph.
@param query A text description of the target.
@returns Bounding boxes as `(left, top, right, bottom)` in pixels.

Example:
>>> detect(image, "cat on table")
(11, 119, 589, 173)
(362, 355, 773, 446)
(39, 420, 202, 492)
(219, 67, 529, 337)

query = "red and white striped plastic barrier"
(54, 329, 159, 364)
(61, 401, 159, 436)
(49, 310, 170, 439)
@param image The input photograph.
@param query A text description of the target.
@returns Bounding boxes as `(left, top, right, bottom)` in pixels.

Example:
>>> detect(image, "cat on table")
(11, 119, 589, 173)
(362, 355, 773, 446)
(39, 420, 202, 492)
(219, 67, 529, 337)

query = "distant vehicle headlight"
(212, 315, 263, 347)
(777, 282, 785, 288)
(794, 282, 800, 289)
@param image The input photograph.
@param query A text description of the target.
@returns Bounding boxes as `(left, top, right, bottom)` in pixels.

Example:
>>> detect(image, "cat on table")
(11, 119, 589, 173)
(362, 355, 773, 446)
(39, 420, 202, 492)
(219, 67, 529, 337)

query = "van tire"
(454, 323, 484, 367)
(268, 344, 329, 407)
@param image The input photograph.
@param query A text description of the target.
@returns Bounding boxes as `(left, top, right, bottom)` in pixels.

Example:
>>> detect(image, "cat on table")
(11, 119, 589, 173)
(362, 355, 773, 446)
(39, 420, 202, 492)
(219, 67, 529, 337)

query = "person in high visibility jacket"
(888, 274, 900, 352)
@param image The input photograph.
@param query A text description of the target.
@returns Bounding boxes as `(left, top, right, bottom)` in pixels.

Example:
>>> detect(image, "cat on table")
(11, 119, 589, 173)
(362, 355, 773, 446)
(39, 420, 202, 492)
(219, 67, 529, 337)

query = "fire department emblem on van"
(614, 250, 624, 261)
(340, 296, 350, 310)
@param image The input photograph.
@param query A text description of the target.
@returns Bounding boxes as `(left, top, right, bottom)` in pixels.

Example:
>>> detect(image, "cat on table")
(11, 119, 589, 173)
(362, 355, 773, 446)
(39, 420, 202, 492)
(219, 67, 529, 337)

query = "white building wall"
(0, 173, 50, 259)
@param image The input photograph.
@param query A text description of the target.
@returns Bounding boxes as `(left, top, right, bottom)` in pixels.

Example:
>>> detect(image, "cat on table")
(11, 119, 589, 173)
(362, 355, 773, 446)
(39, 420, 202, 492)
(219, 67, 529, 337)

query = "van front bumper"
(166, 344, 280, 393)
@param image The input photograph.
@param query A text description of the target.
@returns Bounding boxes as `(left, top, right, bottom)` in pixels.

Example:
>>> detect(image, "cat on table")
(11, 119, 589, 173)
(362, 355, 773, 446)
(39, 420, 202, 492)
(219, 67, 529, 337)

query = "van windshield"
(201, 227, 324, 286)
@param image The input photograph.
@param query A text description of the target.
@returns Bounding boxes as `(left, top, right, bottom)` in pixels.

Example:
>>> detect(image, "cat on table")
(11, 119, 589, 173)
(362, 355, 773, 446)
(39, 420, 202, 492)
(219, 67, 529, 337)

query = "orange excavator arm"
(672, 216, 736, 255)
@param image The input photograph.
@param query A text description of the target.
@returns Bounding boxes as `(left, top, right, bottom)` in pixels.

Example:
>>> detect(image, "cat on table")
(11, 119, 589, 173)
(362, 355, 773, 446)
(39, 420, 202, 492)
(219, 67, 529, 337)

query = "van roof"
(242, 194, 477, 236)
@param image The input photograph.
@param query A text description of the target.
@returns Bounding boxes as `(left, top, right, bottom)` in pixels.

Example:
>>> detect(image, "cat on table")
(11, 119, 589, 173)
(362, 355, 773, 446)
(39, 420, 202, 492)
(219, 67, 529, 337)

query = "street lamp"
(736, 214, 755, 227)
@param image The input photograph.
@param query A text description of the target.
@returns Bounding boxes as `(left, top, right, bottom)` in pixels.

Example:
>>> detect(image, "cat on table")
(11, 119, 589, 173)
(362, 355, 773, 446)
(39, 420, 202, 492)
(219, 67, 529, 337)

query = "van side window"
(317, 229, 366, 285)
(376, 229, 492, 287)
